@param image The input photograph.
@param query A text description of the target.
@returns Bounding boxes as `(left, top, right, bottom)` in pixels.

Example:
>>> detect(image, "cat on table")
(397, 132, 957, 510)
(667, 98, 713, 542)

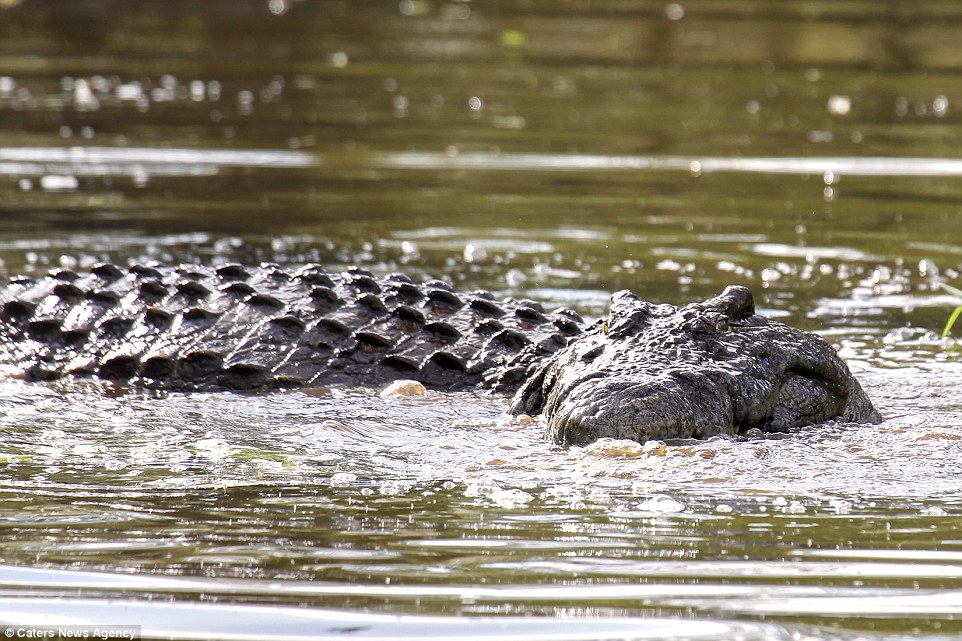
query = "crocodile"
(0, 262, 881, 445)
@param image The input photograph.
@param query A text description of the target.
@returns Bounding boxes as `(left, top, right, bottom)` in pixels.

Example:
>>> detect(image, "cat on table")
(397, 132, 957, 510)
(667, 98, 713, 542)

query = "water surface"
(1, 2, 961, 639)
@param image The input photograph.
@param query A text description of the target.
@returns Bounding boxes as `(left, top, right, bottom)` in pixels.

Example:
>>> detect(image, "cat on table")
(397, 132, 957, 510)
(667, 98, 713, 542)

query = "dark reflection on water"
(1, 1, 962, 639)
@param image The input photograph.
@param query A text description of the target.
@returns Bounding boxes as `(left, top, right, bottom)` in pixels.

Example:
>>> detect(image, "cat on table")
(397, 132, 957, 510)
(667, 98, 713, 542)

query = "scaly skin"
(511, 285, 881, 444)
(0, 263, 881, 445)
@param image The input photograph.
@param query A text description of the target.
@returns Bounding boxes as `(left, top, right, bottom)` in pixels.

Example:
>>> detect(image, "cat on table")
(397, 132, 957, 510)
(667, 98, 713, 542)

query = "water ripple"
(0, 596, 782, 641)
(0, 146, 315, 179)
(374, 151, 962, 177)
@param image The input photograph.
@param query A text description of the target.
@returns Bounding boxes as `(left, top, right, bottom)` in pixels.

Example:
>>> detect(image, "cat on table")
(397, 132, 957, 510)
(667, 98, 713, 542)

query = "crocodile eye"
(687, 313, 730, 335)
(704, 312, 731, 333)
(688, 318, 710, 334)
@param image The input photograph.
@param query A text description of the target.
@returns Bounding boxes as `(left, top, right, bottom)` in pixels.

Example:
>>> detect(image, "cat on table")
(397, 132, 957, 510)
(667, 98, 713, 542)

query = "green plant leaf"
(942, 305, 962, 338)
(937, 282, 962, 299)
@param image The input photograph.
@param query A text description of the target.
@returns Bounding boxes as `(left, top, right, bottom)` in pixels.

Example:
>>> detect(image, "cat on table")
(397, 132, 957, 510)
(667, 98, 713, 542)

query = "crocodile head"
(510, 285, 881, 445)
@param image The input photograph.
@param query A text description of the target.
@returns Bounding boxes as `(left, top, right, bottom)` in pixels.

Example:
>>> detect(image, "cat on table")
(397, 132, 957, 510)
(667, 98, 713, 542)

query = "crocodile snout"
(541, 373, 737, 445)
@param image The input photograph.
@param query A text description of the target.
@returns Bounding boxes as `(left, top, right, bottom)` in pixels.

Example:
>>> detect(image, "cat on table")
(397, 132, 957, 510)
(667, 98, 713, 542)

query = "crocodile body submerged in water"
(0, 262, 881, 445)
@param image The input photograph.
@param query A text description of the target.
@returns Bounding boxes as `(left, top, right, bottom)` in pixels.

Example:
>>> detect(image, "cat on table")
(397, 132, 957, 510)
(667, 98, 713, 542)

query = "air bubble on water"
(505, 268, 527, 288)
(807, 130, 834, 143)
(104, 458, 127, 471)
(717, 260, 736, 271)
(379, 479, 415, 496)
(829, 499, 852, 515)
(399, 0, 428, 17)
(895, 96, 908, 117)
(237, 89, 254, 115)
(583, 438, 646, 459)
(464, 480, 501, 498)
(194, 437, 231, 461)
(934, 95, 949, 117)
(488, 488, 533, 509)
(40, 175, 79, 191)
(213, 237, 244, 252)
(132, 167, 149, 188)
(441, 3, 470, 20)
(782, 501, 807, 514)
(189, 80, 205, 101)
(827, 95, 851, 115)
(400, 240, 419, 257)
(463, 243, 487, 263)
(328, 51, 349, 68)
(665, 3, 685, 20)
(543, 485, 587, 509)
(637, 494, 686, 514)
(330, 472, 359, 487)
(656, 259, 682, 272)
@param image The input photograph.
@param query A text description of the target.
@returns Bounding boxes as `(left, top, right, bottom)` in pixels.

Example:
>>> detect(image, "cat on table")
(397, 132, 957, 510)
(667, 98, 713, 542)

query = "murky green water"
(1, 1, 962, 639)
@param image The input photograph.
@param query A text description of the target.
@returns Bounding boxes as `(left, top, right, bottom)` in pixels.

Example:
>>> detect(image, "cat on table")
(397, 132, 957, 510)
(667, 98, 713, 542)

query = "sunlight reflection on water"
(6, 147, 962, 184)
(375, 150, 962, 177)
(0, 146, 315, 185)
(0, 594, 778, 641)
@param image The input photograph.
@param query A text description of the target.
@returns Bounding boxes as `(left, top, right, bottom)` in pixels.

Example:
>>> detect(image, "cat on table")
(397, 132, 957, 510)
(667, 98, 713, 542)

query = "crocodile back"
(0, 263, 584, 392)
